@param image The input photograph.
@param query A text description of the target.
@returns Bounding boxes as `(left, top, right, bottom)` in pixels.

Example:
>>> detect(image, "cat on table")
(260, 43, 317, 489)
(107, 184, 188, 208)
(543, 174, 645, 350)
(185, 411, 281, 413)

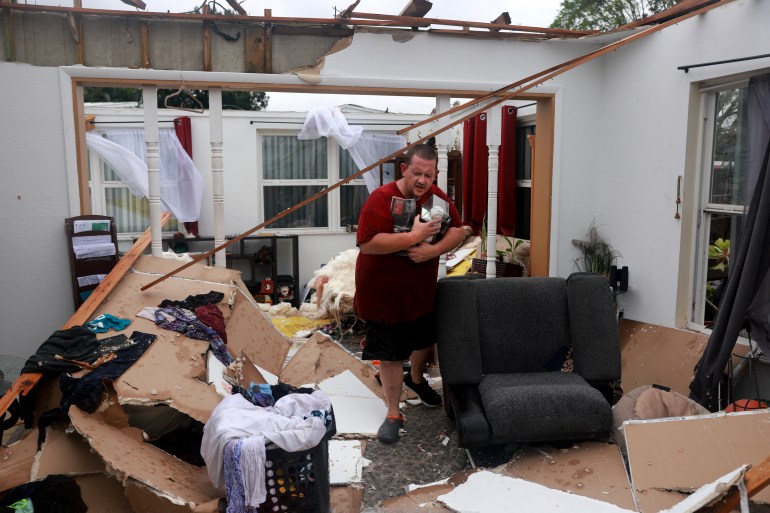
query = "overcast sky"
(52, 0, 563, 113)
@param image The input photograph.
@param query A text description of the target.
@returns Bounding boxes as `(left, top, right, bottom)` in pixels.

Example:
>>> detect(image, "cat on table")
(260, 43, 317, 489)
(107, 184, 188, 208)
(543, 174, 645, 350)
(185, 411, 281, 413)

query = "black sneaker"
(403, 373, 442, 408)
(377, 416, 404, 444)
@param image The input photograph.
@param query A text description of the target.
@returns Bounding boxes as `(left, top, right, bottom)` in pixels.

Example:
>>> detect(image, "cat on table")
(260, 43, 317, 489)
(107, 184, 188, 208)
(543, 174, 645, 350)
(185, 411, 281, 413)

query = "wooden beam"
(73, 83, 91, 215)
(203, 21, 211, 72)
(264, 9, 272, 74)
(244, 26, 265, 73)
(701, 455, 770, 513)
(1, 7, 15, 62)
(0, 213, 171, 421)
(489, 12, 511, 33)
(336, 0, 360, 20)
(140, 21, 150, 68)
(225, 0, 247, 16)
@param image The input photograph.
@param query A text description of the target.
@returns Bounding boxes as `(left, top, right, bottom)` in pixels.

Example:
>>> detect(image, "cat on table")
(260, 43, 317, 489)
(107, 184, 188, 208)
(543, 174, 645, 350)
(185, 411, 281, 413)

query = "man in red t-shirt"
(354, 144, 465, 444)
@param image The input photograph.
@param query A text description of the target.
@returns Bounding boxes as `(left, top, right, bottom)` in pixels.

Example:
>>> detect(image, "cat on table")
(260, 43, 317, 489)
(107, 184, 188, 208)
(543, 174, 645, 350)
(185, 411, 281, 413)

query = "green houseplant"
(571, 220, 621, 274)
(472, 215, 524, 277)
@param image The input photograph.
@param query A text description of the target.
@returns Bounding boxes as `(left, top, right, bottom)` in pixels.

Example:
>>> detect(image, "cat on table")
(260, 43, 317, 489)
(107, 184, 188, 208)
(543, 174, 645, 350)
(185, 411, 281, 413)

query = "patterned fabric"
(154, 306, 233, 365)
(223, 439, 258, 513)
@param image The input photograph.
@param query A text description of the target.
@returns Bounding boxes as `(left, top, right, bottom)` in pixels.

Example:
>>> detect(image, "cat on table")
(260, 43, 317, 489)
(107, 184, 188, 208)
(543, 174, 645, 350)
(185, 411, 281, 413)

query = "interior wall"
(0, 62, 75, 359)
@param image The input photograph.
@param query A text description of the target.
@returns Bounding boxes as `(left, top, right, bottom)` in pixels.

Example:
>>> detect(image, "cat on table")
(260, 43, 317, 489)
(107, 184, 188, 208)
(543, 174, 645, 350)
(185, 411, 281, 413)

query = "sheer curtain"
(85, 128, 204, 223)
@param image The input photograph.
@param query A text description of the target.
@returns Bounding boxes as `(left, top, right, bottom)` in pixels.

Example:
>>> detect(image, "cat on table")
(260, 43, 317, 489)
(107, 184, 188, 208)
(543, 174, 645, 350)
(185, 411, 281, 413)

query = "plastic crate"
(257, 411, 336, 513)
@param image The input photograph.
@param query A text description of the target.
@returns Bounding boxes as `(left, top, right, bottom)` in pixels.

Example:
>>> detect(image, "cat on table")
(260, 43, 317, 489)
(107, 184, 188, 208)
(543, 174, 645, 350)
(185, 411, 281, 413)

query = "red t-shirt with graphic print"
(354, 181, 461, 324)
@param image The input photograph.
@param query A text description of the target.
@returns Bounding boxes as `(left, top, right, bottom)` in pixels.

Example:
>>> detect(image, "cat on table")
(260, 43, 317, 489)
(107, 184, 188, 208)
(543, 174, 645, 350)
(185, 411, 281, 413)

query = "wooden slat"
(0, 213, 172, 419)
(140, 20, 150, 68)
(244, 26, 265, 74)
(702, 455, 770, 512)
(203, 22, 211, 72)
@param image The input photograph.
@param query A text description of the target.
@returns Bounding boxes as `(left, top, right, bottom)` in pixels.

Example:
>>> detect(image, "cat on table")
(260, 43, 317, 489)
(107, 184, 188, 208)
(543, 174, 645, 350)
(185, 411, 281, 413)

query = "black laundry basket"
(257, 409, 336, 513)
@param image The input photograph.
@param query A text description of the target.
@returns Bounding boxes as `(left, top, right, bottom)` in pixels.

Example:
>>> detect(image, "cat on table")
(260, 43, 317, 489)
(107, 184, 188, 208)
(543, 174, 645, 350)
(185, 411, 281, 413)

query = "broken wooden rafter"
(336, 0, 360, 20)
(620, 0, 720, 30)
(140, 0, 736, 292)
(225, 0, 247, 16)
(489, 12, 511, 33)
(399, 0, 432, 18)
(119, 0, 146, 9)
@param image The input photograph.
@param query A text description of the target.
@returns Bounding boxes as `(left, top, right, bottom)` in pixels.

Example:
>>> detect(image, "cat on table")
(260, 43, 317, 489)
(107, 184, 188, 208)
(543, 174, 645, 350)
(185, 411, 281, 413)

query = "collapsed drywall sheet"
(0, 430, 37, 492)
(131, 255, 239, 284)
(318, 369, 387, 436)
(226, 287, 291, 377)
(619, 319, 709, 395)
(113, 333, 221, 424)
(280, 332, 383, 400)
(502, 442, 635, 511)
(437, 470, 635, 513)
(33, 428, 104, 479)
(75, 473, 135, 513)
(661, 465, 747, 513)
(381, 482, 455, 512)
(330, 485, 364, 513)
(69, 406, 221, 507)
(624, 410, 770, 513)
(124, 478, 196, 513)
(329, 439, 365, 485)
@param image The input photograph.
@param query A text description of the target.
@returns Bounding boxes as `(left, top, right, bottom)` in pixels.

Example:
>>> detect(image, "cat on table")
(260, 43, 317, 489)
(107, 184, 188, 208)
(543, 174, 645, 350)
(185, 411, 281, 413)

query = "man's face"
(401, 155, 437, 199)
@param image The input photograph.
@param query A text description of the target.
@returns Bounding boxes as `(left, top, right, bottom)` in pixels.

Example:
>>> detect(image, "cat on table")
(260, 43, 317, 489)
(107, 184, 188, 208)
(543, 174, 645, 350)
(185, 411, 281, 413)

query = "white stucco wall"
(0, 62, 76, 358)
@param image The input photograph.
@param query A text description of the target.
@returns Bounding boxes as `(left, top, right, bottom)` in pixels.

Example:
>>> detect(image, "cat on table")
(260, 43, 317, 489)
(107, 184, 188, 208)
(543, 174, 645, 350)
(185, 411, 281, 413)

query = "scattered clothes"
(154, 306, 233, 365)
(37, 332, 156, 448)
(159, 290, 225, 311)
(0, 474, 87, 513)
(196, 304, 228, 343)
(97, 333, 137, 354)
(22, 327, 101, 374)
(224, 438, 258, 513)
(85, 313, 131, 333)
(201, 391, 333, 509)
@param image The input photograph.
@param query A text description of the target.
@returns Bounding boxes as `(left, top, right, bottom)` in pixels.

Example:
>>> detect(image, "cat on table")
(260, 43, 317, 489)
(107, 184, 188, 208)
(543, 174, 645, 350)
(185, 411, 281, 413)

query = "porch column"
(485, 107, 501, 279)
(142, 86, 162, 257)
(209, 88, 226, 267)
(435, 95, 450, 279)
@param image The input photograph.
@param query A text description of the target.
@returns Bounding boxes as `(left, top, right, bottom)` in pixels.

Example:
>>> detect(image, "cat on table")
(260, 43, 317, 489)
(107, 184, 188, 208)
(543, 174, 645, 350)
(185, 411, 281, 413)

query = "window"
(693, 86, 749, 326)
(258, 132, 368, 230)
(88, 139, 179, 237)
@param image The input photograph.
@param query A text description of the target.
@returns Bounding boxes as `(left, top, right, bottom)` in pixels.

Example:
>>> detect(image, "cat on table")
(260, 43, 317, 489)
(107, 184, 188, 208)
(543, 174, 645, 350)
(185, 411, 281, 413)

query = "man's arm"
(405, 226, 466, 264)
(359, 216, 441, 255)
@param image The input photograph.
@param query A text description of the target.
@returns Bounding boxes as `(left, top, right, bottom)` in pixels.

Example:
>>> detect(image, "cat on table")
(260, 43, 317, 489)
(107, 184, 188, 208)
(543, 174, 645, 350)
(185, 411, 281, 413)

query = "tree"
(551, 0, 683, 31)
(84, 88, 269, 111)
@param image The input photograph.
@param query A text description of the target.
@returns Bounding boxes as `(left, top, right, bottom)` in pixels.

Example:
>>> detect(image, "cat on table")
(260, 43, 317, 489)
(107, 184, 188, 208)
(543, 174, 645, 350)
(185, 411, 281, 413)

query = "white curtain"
(299, 107, 406, 192)
(85, 128, 204, 223)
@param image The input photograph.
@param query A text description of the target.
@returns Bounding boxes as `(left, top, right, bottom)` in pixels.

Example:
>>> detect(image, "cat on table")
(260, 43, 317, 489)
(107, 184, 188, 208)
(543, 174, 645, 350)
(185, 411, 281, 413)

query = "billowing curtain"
(690, 73, 770, 411)
(461, 106, 517, 236)
(85, 128, 204, 224)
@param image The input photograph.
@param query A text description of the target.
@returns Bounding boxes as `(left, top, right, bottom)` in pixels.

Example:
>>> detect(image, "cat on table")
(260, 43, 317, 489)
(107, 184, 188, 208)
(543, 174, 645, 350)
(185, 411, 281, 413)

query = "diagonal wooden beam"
(140, 0, 736, 292)
(700, 455, 770, 512)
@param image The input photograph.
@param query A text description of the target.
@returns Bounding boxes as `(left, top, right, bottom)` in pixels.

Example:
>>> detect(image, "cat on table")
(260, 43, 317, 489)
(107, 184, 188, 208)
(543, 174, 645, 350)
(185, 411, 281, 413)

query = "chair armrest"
(444, 383, 492, 448)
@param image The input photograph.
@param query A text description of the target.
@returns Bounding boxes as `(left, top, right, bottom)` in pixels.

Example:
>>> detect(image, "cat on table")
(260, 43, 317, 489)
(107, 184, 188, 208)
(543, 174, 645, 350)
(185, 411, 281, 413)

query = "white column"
(485, 106, 502, 279)
(435, 95, 450, 279)
(142, 86, 162, 257)
(209, 88, 226, 267)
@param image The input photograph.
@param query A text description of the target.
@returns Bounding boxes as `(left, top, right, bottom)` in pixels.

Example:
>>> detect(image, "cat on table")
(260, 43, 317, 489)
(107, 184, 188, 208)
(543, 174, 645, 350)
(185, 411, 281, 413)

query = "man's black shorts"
(362, 312, 436, 362)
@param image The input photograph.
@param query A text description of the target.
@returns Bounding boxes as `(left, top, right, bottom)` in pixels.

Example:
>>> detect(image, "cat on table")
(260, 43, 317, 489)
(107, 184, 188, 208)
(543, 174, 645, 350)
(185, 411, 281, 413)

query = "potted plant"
(571, 220, 621, 275)
(471, 215, 524, 277)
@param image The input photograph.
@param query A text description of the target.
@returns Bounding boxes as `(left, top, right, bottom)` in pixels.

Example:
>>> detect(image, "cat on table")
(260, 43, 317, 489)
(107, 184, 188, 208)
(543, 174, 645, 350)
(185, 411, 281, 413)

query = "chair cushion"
(478, 372, 612, 444)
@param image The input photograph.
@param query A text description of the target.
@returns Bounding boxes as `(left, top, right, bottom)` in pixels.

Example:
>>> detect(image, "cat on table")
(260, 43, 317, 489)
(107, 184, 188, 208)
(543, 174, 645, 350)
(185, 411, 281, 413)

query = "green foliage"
(551, 0, 682, 31)
(571, 220, 621, 274)
(708, 238, 730, 272)
(84, 87, 269, 111)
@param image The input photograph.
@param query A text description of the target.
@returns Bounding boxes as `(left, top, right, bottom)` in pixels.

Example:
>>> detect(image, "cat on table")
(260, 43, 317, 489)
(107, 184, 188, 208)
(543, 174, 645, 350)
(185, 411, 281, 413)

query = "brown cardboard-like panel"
(125, 478, 196, 513)
(113, 334, 221, 424)
(619, 319, 709, 395)
(381, 483, 455, 512)
(502, 442, 635, 511)
(132, 255, 239, 284)
(0, 429, 37, 493)
(330, 485, 365, 513)
(33, 428, 105, 479)
(75, 473, 135, 513)
(226, 288, 291, 377)
(69, 406, 220, 507)
(625, 410, 770, 512)
(280, 332, 384, 400)
(634, 488, 685, 513)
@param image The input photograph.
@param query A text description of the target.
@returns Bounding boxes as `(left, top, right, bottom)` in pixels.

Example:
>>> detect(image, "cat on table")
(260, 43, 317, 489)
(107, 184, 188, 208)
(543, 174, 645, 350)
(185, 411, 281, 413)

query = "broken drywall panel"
(113, 333, 221, 425)
(317, 369, 387, 436)
(75, 473, 135, 513)
(0, 429, 37, 492)
(330, 485, 364, 513)
(69, 406, 221, 508)
(437, 470, 635, 513)
(124, 478, 199, 513)
(131, 254, 239, 284)
(225, 287, 291, 377)
(619, 319, 709, 395)
(502, 442, 635, 511)
(280, 332, 384, 400)
(329, 439, 364, 485)
(32, 428, 104, 479)
(660, 465, 747, 513)
(624, 410, 770, 512)
(381, 482, 455, 512)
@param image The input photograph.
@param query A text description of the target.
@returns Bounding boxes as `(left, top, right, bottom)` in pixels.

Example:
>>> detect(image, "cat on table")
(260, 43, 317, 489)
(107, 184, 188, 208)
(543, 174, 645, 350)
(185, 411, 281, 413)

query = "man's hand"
(411, 215, 441, 243)
(406, 242, 437, 263)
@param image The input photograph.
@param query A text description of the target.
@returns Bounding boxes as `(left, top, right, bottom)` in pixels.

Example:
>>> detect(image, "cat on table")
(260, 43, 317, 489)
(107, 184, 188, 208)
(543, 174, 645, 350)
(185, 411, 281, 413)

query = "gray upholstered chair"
(435, 273, 621, 448)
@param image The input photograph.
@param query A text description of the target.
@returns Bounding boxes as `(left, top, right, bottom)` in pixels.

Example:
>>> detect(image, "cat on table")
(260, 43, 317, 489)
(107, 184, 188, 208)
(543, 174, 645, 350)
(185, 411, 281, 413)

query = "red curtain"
(174, 116, 199, 236)
(461, 106, 517, 236)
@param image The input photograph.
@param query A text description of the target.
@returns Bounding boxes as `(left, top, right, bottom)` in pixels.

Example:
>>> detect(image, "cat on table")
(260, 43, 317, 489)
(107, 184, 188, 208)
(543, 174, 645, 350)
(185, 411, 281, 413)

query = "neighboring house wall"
(1, 0, 768, 359)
